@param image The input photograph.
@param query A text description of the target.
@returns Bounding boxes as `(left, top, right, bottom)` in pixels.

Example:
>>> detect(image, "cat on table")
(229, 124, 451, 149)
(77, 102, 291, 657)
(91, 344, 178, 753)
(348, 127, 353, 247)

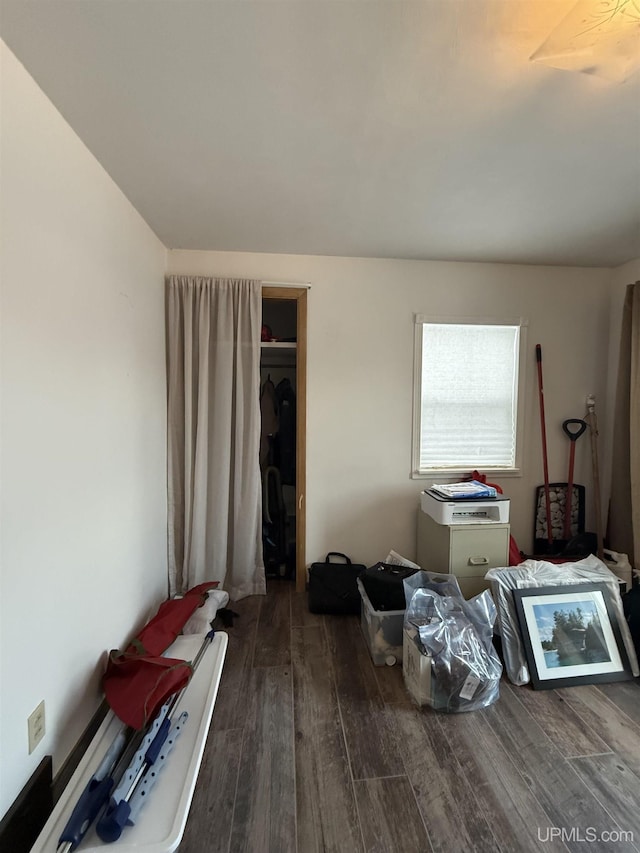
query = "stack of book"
(429, 480, 497, 500)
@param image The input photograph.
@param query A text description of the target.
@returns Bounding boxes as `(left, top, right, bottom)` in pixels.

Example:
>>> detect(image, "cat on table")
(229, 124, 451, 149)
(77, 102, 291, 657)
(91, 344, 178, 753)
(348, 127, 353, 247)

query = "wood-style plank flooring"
(179, 581, 640, 853)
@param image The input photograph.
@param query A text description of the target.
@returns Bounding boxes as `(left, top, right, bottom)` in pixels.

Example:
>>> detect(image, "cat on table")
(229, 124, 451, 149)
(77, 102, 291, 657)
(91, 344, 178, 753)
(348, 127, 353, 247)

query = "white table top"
(31, 631, 228, 853)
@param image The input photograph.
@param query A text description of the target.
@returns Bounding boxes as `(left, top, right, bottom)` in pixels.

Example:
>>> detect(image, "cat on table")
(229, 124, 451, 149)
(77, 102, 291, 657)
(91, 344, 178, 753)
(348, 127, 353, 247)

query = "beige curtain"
(166, 275, 265, 600)
(607, 281, 640, 569)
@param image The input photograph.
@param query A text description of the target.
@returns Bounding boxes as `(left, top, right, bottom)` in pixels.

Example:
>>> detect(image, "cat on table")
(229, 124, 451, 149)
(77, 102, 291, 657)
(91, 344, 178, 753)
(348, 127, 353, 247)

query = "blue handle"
(57, 775, 114, 850)
(96, 798, 132, 843)
(145, 717, 171, 765)
(108, 700, 171, 807)
(128, 712, 188, 826)
(96, 718, 171, 842)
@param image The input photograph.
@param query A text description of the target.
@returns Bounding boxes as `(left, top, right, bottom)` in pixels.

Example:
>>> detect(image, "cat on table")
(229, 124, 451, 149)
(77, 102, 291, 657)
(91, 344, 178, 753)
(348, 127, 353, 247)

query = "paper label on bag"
(460, 674, 481, 700)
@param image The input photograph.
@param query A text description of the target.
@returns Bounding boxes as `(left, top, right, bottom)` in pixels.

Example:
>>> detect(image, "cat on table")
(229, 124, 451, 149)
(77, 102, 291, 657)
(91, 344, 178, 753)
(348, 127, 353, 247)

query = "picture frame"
(512, 583, 632, 690)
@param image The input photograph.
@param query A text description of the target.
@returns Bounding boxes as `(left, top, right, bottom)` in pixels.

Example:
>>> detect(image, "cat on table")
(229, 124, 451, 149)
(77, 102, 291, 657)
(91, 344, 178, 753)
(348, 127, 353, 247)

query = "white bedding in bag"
(486, 555, 639, 685)
(182, 589, 230, 634)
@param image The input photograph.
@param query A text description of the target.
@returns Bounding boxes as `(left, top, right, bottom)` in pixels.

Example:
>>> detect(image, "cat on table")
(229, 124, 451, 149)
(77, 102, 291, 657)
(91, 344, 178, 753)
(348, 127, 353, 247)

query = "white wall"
(0, 42, 168, 817)
(168, 250, 612, 567)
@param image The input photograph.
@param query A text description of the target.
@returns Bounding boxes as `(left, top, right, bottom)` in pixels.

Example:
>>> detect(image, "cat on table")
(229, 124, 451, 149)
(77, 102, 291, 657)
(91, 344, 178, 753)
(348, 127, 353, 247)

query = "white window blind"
(417, 322, 521, 471)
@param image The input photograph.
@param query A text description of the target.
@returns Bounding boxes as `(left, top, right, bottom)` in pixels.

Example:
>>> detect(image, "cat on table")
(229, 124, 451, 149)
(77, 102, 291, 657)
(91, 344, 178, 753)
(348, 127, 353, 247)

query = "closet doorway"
(261, 286, 307, 592)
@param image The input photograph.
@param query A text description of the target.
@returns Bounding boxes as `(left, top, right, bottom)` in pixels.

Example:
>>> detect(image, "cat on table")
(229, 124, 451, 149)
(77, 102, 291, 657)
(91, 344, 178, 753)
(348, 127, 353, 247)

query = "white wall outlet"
(27, 700, 45, 753)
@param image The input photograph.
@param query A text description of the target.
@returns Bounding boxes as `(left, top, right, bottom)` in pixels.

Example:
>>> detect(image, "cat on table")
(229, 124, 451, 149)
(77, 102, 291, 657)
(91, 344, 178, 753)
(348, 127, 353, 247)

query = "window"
(412, 317, 526, 476)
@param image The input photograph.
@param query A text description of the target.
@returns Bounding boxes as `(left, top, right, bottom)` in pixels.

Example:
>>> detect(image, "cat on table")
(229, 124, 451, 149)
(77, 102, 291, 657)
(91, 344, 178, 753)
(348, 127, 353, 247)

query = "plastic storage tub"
(357, 577, 405, 666)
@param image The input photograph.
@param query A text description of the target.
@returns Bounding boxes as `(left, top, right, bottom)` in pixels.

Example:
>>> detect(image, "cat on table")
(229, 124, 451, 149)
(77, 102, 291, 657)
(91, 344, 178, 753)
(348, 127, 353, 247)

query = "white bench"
(32, 632, 228, 853)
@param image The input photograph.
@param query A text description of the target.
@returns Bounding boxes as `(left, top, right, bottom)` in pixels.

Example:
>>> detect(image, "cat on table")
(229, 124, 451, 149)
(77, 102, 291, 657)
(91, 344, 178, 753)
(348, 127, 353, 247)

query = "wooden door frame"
(262, 286, 307, 591)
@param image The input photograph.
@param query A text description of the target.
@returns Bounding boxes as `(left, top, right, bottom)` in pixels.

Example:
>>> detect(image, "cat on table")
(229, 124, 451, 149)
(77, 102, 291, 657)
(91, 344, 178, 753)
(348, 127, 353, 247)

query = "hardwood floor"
(179, 581, 640, 853)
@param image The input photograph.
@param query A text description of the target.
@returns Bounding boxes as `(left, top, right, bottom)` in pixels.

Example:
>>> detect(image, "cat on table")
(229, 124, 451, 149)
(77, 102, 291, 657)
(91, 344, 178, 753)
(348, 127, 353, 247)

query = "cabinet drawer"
(449, 527, 509, 576)
(457, 576, 492, 598)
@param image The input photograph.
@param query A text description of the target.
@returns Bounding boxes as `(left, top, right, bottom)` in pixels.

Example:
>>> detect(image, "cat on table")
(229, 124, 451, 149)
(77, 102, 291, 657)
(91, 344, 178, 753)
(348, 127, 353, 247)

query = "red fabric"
(103, 653, 193, 729)
(102, 581, 219, 729)
(126, 581, 218, 657)
(509, 535, 523, 566)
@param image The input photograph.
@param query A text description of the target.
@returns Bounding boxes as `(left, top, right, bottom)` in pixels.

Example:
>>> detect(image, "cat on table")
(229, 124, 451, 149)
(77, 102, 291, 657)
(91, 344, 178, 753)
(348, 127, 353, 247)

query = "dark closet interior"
(260, 298, 298, 580)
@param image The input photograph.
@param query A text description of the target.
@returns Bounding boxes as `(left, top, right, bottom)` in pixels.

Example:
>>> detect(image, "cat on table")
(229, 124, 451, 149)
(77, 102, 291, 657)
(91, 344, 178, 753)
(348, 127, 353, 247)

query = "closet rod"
(261, 280, 311, 289)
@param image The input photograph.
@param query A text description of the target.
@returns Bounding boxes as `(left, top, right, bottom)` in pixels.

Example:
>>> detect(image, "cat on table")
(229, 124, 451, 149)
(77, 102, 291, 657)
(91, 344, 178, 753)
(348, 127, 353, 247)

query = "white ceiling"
(1, 0, 639, 267)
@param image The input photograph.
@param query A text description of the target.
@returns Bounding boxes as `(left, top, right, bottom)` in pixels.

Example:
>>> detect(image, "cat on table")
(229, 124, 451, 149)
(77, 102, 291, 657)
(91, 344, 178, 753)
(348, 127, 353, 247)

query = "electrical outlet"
(28, 700, 45, 754)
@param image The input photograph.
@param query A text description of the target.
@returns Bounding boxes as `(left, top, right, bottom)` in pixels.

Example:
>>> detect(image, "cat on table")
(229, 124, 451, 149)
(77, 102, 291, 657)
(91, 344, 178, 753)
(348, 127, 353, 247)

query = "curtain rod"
(261, 280, 311, 289)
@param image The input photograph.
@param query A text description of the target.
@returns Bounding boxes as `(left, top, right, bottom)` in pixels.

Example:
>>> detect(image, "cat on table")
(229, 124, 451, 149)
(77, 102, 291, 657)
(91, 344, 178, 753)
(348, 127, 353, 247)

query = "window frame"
(411, 314, 528, 479)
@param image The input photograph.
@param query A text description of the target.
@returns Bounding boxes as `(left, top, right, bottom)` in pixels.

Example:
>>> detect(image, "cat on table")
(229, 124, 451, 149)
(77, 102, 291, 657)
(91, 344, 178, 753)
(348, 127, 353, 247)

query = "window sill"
(412, 468, 522, 480)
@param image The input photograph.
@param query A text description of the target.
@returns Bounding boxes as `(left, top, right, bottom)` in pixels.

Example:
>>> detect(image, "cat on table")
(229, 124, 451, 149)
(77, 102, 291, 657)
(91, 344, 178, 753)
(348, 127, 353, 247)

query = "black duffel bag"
(308, 552, 365, 614)
(359, 562, 419, 611)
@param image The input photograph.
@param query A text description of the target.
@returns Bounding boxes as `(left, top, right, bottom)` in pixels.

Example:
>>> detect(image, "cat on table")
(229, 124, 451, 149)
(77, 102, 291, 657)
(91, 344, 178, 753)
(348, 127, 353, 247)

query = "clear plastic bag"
(403, 569, 463, 603)
(486, 555, 639, 685)
(404, 585, 502, 713)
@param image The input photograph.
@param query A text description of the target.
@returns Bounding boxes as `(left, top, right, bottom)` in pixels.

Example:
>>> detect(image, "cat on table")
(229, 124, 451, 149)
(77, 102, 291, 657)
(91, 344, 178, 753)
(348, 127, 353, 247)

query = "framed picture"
(513, 583, 632, 690)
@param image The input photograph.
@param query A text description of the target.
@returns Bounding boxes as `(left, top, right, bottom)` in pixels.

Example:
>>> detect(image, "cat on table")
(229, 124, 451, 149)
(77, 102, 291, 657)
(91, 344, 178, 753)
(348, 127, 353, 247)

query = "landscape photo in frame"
(513, 583, 632, 689)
